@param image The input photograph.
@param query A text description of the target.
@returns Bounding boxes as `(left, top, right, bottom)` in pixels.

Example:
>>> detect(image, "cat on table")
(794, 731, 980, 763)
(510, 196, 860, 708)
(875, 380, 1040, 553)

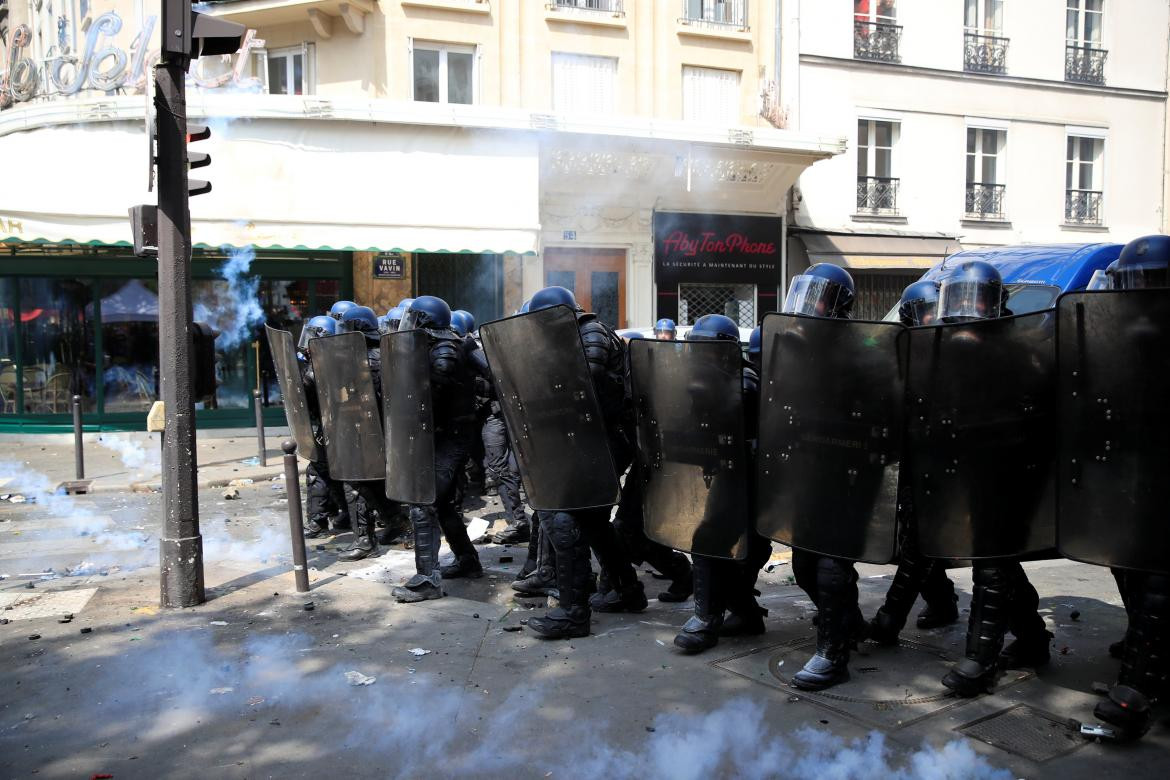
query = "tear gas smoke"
(94, 433, 161, 473)
(192, 245, 265, 352)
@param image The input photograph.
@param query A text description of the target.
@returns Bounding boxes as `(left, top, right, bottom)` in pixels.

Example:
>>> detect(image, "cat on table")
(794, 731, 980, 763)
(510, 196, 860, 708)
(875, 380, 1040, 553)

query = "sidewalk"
(0, 427, 294, 493)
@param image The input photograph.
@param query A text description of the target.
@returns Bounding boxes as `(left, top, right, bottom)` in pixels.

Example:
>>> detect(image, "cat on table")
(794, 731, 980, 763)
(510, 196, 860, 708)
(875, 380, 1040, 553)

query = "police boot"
(942, 563, 1012, 697)
(437, 510, 483, 579)
(674, 558, 724, 653)
(1094, 684, 1153, 741)
(494, 517, 531, 545)
(304, 517, 330, 539)
(330, 511, 352, 532)
(999, 576, 1052, 669)
(393, 509, 444, 603)
(1109, 573, 1170, 718)
(513, 521, 556, 596)
(721, 562, 768, 637)
(529, 523, 591, 639)
(917, 563, 960, 629)
(869, 554, 933, 644)
(793, 559, 855, 691)
(441, 554, 484, 580)
(647, 547, 693, 603)
(592, 578, 648, 613)
(339, 515, 378, 562)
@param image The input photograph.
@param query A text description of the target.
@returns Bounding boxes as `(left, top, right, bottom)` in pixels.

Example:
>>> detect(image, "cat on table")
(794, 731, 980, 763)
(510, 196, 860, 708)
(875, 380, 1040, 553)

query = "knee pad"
(545, 512, 580, 551)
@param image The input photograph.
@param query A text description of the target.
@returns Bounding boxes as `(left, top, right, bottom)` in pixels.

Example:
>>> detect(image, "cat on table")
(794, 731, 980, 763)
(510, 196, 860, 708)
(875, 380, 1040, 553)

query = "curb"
(81, 465, 302, 495)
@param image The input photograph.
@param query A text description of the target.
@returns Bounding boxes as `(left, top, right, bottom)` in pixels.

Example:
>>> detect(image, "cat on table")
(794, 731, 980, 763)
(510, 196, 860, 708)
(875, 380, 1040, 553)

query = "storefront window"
(20, 278, 96, 413)
(98, 278, 160, 414)
(259, 279, 309, 405)
(193, 279, 251, 411)
(0, 280, 17, 415)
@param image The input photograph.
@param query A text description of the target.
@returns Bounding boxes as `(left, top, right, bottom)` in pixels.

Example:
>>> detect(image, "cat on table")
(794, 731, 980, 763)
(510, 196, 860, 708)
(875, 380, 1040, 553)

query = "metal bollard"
(72, 395, 84, 480)
(253, 389, 267, 467)
(282, 440, 311, 593)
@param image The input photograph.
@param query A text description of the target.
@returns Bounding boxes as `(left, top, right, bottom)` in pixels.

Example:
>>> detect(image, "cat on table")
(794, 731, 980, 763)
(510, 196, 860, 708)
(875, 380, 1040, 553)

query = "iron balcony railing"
(1066, 44, 1107, 85)
(857, 176, 899, 214)
(550, 0, 624, 13)
(679, 0, 748, 29)
(964, 31, 1009, 74)
(965, 182, 1006, 220)
(853, 20, 902, 63)
(1065, 189, 1104, 225)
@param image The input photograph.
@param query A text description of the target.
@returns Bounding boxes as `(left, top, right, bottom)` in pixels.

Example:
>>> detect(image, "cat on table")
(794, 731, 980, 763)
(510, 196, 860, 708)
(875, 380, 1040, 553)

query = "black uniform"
(298, 357, 352, 535)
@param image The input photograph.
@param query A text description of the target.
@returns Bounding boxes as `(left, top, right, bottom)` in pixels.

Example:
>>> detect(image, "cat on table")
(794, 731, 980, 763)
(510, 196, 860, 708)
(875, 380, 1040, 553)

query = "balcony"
(964, 32, 1009, 74)
(1066, 45, 1107, 85)
(678, 0, 749, 31)
(548, 0, 623, 13)
(857, 176, 899, 215)
(1065, 189, 1104, 226)
(853, 20, 902, 63)
(964, 183, 1006, 221)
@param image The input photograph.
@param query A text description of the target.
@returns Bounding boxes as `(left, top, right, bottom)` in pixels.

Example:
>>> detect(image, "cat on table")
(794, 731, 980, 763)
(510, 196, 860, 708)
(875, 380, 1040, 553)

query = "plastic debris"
(655, 639, 665, 646)
(409, 648, 431, 657)
(345, 671, 376, 686)
(228, 478, 255, 487)
(209, 687, 234, 695)
(466, 517, 489, 541)
(222, 488, 241, 500)
(209, 620, 229, 626)
(248, 696, 265, 706)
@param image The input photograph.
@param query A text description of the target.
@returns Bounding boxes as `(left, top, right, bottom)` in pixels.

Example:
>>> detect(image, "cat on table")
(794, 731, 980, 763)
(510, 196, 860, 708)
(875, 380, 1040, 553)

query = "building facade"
(790, 0, 1169, 319)
(0, 0, 842, 430)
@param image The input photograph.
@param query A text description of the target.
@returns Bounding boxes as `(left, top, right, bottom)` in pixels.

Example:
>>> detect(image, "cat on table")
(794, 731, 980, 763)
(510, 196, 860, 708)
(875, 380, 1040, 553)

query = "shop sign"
(374, 252, 406, 280)
(0, 215, 24, 236)
(653, 211, 782, 285)
(0, 12, 264, 108)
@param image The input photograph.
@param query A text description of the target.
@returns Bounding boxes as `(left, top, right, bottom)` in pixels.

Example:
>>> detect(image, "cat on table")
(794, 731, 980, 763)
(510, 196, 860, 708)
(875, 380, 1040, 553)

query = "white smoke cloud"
(94, 434, 161, 473)
(192, 245, 265, 352)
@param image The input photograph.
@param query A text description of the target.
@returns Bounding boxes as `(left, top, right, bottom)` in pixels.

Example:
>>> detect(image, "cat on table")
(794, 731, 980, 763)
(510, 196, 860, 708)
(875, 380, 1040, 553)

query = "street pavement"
(0, 453, 1167, 779)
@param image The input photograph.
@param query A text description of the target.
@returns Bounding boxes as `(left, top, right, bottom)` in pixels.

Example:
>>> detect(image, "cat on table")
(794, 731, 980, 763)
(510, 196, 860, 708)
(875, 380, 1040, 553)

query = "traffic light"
(186, 124, 212, 197)
(128, 205, 158, 257)
(191, 322, 219, 401)
(163, 0, 246, 61)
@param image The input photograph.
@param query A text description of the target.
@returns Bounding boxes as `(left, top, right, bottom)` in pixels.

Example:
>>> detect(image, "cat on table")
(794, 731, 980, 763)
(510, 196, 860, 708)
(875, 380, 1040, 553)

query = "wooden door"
(543, 247, 627, 328)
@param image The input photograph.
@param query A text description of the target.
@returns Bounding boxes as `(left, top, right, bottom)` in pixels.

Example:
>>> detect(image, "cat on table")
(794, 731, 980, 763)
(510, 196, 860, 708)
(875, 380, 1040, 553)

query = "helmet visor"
(380, 318, 401, 335)
(1110, 262, 1168, 291)
(398, 310, 423, 332)
(1085, 269, 1112, 291)
(900, 298, 938, 327)
(783, 275, 845, 318)
(297, 323, 326, 350)
(938, 279, 1002, 322)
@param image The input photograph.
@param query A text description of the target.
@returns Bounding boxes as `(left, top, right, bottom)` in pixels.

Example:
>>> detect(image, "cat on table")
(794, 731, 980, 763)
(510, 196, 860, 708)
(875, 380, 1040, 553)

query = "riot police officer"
(524, 286, 647, 638)
(672, 314, 769, 652)
(1091, 235, 1170, 740)
(329, 300, 357, 321)
(335, 305, 406, 561)
(747, 326, 761, 369)
(780, 263, 871, 690)
(392, 296, 484, 602)
(939, 261, 1053, 697)
(653, 318, 677, 341)
(451, 309, 489, 508)
(296, 315, 352, 538)
(867, 281, 959, 644)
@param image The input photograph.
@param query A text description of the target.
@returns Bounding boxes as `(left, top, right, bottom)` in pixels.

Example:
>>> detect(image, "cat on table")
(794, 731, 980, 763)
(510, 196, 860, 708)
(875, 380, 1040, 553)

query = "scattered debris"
(209, 687, 234, 695)
(269, 718, 281, 726)
(0, 618, 7, 625)
(57, 615, 73, 624)
(228, 478, 255, 487)
(345, 671, 376, 686)
(131, 606, 158, 616)
(1070, 609, 1081, 621)
(473, 613, 480, 619)
(466, 517, 489, 541)
(519, 618, 529, 625)
(80, 627, 93, 634)
(409, 648, 431, 657)
(28, 634, 40, 640)
(222, 488, 241, 500)
(303, 602, 315, 611)
(248, 696, 265, 706)
(209, 620, 229, 626)
(655, 639, 665, 646)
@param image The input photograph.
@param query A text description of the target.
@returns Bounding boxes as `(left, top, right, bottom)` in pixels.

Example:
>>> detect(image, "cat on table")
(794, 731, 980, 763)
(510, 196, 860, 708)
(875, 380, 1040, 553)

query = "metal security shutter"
(414, 253, 505, 326)
(682, 65, 740, 124)
(852, 272, 922, 321)
(552, 53, 617, 115)
(678, 283, 756, 328)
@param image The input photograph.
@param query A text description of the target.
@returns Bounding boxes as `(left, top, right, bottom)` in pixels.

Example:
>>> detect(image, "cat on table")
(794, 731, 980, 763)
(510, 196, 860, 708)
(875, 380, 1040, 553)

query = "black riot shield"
(265, 325, 321, 463)
(906, 310, 1057, 559)
(755, 314, 906, 564)
(1056, 289, 1170, 573)
(308, 331, 385, 482)
(479, 305, 620, 511)
(381, 330, 436, 505)
(629, 340, 749, 560)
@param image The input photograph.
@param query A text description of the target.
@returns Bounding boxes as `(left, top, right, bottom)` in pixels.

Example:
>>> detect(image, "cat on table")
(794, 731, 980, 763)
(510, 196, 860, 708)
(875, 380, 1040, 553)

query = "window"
(681, 1, 748, 28)
(964, 0, 1007, 74)
(412, 42, 476, 105)
(551, 53, 617, 116)
(964, 0, 1003, 34)
(682, 66, 740, 124)
(853, 0, 901, 63)
(1066, 1, 1106, 84)
(965, 128, 1006, 219)
(856, 119, 898, 213)
(1065, 135, 1104, 224)
(266, 45, 315, 95)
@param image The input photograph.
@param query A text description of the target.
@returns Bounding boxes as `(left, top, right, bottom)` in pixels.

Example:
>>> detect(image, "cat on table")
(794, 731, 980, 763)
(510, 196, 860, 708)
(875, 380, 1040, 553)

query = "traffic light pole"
(156, 4, 204, 607)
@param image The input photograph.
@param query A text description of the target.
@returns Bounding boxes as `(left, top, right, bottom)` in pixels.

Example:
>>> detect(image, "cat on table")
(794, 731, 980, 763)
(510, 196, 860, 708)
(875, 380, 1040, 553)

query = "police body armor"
(755, 313, 905, 564)
(906, 309, 1057, 559)
(265, 325, 321, 462)
(308, 331, 385, 482)
(381, 330, 437, 505)
(628, 339, 750, 560)
(1056, 289, 1170, 573)
(479, 304, 621, 511)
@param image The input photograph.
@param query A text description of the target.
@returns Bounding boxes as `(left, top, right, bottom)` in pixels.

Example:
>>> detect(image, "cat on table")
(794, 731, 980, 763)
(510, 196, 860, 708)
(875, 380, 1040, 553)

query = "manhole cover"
(958, 704, 1085, 762)
(712, 634, 1034, 730)
(0, 588, 97, 621)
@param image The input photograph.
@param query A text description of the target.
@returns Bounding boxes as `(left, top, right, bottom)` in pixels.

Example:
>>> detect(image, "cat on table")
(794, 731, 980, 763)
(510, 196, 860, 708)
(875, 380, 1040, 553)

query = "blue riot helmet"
(685, 314, 740, 343)
(297, 314, 337, 351)
(1108, 235, 1170, 290)
(382, 305, 405, 334)
(782, 263, 855, 319)
(529, 286, 580, 312)
(747, 326, 762, 358)
(397, 297, 416, 310)
(625, 331, 645, 340)
(938, 260, 1003, 323)
(653, 318, 677, 340)
(898, 280, 941, 327)
(339, 305, 380, 342)
(399, 295, 452, 332)
(329, 300, 357, 321)
(451, 310, 476, 337)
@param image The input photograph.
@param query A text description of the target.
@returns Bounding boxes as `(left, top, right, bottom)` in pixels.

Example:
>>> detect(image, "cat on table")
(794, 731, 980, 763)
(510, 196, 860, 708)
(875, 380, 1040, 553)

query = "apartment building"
(790, 0, 1169, 318)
